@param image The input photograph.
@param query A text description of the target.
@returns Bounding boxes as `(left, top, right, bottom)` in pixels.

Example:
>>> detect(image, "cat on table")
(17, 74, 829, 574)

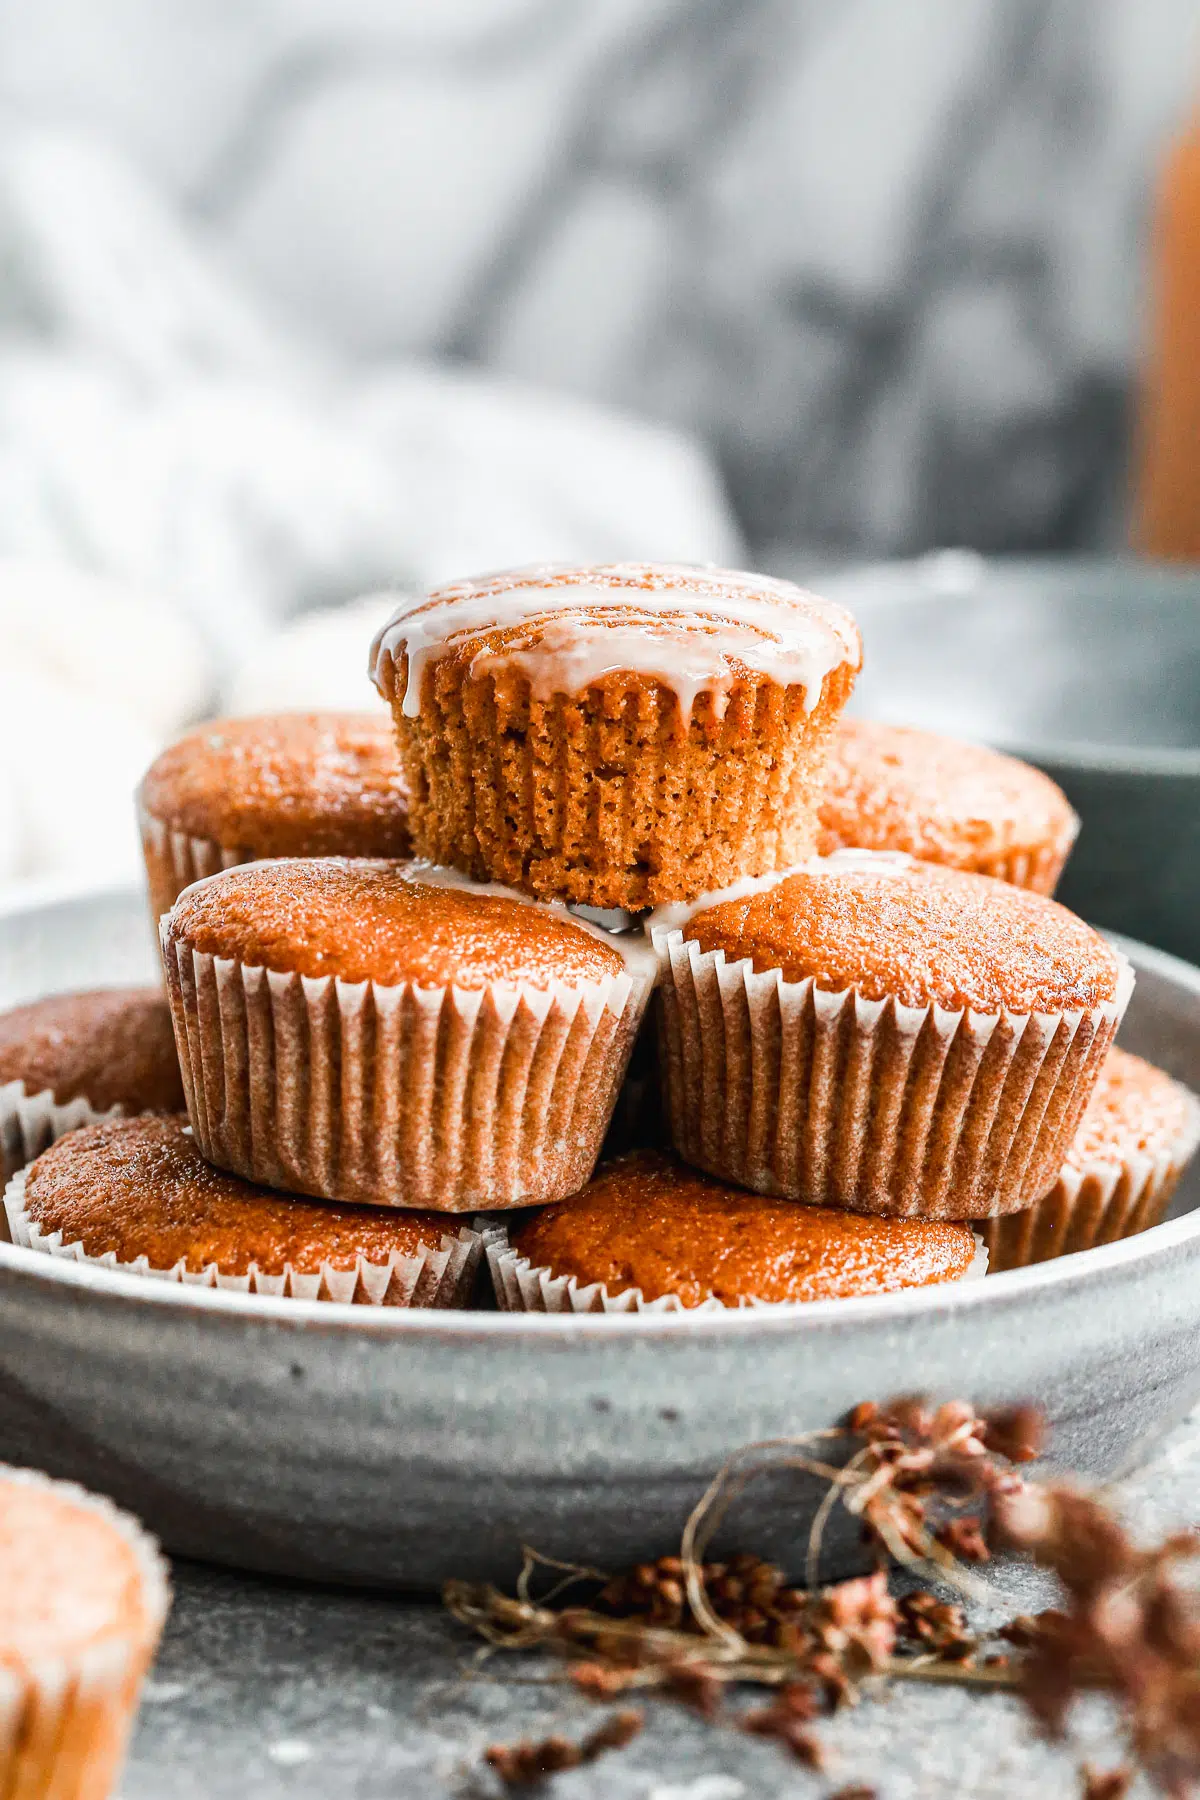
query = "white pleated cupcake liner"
(0, 1081, 123, 1193)
(0, 1461, 170, 1800)
(979, 1087, 1200, 1269)
(138, 803, 245, 927)
(484, 1218, 988, 1313)
(161, 929, 654, 1213)
(653, 927, 1134, 1220)
(5, 1169, 485, 1306)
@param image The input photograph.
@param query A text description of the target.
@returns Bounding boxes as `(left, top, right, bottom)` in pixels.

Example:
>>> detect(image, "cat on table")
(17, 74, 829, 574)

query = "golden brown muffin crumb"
(139, 712, 410, 858)
(511, 1151, 977, 1306)
(166, 858, 625, 989)
(0, 1479, 150, 1657)
(819, 719, 1077, 892)
(684, 857, 1121, 1013)
(22, 1115, 451, 1274)
(0, 988, 183, 1112)
(1067, 1046, 1200, 1169)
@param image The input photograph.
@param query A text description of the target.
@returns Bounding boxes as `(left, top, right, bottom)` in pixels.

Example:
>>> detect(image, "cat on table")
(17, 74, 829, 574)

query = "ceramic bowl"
(1, 883, 1199, 1589)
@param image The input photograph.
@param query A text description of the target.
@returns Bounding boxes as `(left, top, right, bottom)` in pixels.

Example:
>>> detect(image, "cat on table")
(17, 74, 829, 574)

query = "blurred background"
(0, 0, 1198, 905)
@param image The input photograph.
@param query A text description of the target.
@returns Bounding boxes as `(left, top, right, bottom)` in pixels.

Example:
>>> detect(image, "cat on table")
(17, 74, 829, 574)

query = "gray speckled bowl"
(1, 883, 1199, 1591)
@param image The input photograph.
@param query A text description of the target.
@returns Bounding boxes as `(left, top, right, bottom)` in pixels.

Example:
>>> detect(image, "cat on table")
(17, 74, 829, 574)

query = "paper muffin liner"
(0, 1081, 123, 1192)
(0, 1462, 170, 1800)
(5, 1169, 485, 1306)
(653, 927, 1134, 1220)
(138, 802, 245, 927)
(484, 1218, 988, 1313)
(161, 929, 654, 1213)
(969, 811, 1080, 899)
(979, 1089, 1200, 1270)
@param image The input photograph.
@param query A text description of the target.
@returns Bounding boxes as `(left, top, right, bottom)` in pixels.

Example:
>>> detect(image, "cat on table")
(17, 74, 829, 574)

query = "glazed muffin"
(0, 1463, 169, 1800)
(654, 850, 1132, 1219)
(370, 561, 861, 908)
(138, 711, 410, 922)
(7, 1115, 484, 1305)
(979, 1048, 1200, 1269)
(161, 859, 654, 1211)
(0, 987, 184, 1184)
(489, 1152, 984, 1312)
(819, 719, 1078, 894)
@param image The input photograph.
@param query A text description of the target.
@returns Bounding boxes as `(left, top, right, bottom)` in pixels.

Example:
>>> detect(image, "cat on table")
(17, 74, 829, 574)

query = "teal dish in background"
(817, 555, 1200, 966)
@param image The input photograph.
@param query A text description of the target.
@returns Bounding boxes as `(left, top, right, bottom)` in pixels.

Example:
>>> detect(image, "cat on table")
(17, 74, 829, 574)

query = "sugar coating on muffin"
(682, 854, 1123, 1013)
(166, 858, 626, 989)
(369, 562, 862, 909)
(0, 1473, 157, 1660)
(139, 712, 410, 859)
(371, 562, 861, 722)
(21, 1115, 454, 1276)
(1065, 1046, 1200, 1170)
(510, 1152, 979, 1306)
(819, 719, 1078, 891)
(0, 987, 184, 1112)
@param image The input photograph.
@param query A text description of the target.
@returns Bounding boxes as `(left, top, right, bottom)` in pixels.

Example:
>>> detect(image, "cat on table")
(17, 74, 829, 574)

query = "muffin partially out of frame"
(138, 711, 411, 922)
(978, 1047, 1200, 1269)
(0, 987, 184, 1184)
(0, 1463, 170, 1800)
(654, 850, 1132, 1219)
(819, 719, 1078, 894)
(6, 1114, 484, 1305)
(488, 1151, 984, 1312)
(370, 561, 861, 909)
(161, 858, 654, 1211)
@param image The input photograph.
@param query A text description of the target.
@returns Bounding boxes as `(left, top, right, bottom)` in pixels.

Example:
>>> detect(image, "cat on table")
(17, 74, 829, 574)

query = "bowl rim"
(819, 551, 1200, 775)
(3, 884, 1198, 1343)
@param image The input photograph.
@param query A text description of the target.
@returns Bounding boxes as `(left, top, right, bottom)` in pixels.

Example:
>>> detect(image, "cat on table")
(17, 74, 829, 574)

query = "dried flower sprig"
(449, 1397, 1200, 1796)
(484, 1709, 643, 1787)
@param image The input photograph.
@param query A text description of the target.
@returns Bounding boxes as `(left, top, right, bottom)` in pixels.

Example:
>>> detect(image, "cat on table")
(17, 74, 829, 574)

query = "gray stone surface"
(119, 1414, 1200, 1799)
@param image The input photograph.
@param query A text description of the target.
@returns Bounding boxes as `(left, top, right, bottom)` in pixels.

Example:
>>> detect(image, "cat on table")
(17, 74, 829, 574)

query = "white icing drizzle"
(402, 861, 658, 981)
(645, 850, 915, 936)
(369, 562, 861, 724)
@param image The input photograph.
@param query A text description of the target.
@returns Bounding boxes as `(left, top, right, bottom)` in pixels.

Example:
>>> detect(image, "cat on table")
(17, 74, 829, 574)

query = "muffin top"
(166, 859, 626, 989)
(21, 1115, 454, 1275)
(0, 1472, 156, 1660)
(0, 987, 184, 1112)
(819, 720, 1078, 875)
(139, 712, 410, 857)
(371, 562, 861, 724)
(510, 1152, 978, 1306)
(1067, 1047, 1200, 1170)
(680, 853, 1124, 1012)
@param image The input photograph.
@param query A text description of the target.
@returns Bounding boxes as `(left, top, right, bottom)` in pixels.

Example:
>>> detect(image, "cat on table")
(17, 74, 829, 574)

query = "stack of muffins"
(3, 562, 1198, 1312)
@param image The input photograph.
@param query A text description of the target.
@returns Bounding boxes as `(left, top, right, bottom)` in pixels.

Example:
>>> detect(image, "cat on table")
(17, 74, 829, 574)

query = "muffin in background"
(0, 987, 183, 1184)
(655, 850, 1132, 1220)
(819, 719, 1078, 894)
(162, 858, 654, 1212)
(489, 1150, 984, 1312)
(0, 1463, 169, 1800)
(979, 1047, 1200, 1269)
(137, 711, 410, 923)
(7, 1114, 485, 1306)
(371, 561, 861, 909)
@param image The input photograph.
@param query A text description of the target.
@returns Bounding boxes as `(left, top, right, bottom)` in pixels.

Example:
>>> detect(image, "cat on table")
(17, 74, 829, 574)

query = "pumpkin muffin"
(138, 711, 410, 922)
(0, 987, 184, 1184)
(0, 1462, 169, 1800)
(370, 561, 861, 908)
(161, 859, 654, 1211)
(489, 1151, 984, 1312)
(819, 719, 1078, 894)
(654, 850, 1132, 1219)
(7, 1114, 484, 1304)
(979, 1048, 1200, 1269)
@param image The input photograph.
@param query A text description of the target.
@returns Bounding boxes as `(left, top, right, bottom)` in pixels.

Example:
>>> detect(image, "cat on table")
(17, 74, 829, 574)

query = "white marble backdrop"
(1, 0, 1195, 558)
(0, 0, 1194, 888)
